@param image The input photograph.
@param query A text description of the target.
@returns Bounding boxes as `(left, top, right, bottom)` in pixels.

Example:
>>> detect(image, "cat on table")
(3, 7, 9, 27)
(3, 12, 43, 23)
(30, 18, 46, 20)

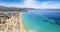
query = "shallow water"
(21, 9, 60, 32)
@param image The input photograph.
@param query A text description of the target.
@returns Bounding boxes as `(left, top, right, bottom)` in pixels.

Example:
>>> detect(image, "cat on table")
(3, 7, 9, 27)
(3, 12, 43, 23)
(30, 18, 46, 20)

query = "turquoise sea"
(21, 9, 60, 32)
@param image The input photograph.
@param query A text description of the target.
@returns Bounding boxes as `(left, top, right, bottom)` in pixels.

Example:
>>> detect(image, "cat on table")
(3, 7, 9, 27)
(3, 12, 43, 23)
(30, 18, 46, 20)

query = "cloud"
(23, 0, 60, 9)
(0, 0, 60, 9)
(0, 3, 24, 8)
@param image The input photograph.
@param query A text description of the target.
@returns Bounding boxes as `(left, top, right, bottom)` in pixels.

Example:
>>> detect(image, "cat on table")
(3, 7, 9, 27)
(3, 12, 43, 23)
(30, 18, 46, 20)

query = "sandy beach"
(19, 13, 26, 32)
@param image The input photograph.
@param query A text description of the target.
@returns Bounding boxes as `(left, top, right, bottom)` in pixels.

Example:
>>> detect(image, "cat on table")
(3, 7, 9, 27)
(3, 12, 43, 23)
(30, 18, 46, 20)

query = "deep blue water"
(21, 9, 60, 32)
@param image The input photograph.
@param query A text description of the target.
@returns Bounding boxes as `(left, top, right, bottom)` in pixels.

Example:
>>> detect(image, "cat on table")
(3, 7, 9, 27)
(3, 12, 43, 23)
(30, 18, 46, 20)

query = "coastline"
(19, 13, 26, 32)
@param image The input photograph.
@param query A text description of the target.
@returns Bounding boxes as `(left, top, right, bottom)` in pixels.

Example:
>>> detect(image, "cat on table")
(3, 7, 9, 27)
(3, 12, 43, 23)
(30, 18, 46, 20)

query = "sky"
(0, 0, 60, 9)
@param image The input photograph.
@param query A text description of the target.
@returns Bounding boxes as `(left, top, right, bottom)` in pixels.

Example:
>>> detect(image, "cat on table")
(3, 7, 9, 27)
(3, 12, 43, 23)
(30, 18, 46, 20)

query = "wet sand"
(19, 13, 26, 32)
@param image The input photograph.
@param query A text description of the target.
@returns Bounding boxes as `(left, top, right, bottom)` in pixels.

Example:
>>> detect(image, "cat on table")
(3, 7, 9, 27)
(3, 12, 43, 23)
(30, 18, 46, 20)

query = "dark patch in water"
(55, 20, 60, 25)
(43, 20, 48, 22)
(49, 20, 60, 25)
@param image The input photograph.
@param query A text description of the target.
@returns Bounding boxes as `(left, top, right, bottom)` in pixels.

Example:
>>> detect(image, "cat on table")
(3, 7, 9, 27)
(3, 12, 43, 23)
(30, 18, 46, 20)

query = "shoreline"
(19, 13, 26, 32)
